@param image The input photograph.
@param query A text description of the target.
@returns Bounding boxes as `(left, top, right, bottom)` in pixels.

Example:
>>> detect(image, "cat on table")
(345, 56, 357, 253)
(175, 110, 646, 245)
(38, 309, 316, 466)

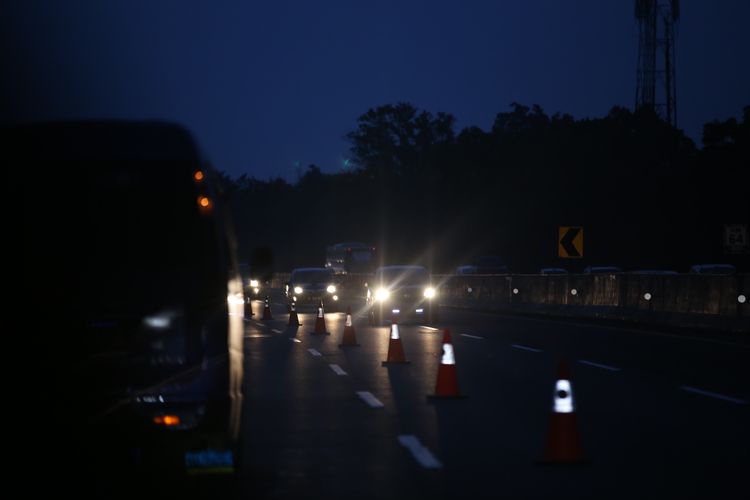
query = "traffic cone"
(262, 296, 273, 320)
(539, 360, 586, 464)
(381, 319, 409, 365)
(313, 300, 329, 335)
(427, 329, 465, 399)
(288, 301, 300, 327)
(339, 306, 359, 347)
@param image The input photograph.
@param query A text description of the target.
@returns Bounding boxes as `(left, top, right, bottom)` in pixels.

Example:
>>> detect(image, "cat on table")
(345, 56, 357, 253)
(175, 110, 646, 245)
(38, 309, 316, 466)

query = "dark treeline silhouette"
(224, 103, 749, 273)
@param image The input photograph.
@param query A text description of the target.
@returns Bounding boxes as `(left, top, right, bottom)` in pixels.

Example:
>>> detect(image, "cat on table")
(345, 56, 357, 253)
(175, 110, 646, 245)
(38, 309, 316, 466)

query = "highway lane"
(236, 296, 750, 499)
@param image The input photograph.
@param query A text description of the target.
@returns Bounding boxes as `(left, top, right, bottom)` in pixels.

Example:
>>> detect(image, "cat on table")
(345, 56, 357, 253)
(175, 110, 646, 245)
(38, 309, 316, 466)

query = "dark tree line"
(224, 103, 749, 273)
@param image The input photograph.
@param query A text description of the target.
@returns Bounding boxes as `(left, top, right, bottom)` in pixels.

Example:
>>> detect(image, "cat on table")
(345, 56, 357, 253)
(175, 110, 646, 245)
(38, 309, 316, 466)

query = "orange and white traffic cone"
(427, 329, 465, 399)
(313, 300, 328, 335)
(339, 306, 359, 347)
(262, 296, 273, 320)
(540, 360, 586, 464)
(288, 300, 300, 327)
(381, 320, 409, 365)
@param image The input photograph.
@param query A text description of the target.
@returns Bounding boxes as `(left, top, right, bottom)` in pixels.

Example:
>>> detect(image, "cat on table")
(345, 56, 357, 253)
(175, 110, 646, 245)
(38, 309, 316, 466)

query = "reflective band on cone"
(441, 344, 455, 365)
(553, 380, 574, 413)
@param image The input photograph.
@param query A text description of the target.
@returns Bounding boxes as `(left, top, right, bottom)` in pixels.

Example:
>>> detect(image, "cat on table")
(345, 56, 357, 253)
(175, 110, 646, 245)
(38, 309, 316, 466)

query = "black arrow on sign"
(560, 227, 581, 257)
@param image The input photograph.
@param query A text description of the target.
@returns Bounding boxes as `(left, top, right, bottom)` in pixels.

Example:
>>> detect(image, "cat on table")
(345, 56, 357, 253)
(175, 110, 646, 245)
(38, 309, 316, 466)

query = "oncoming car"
(239, 262, 262, 299)
(367, 265, 439, 324)
(286, 267, 339, 308)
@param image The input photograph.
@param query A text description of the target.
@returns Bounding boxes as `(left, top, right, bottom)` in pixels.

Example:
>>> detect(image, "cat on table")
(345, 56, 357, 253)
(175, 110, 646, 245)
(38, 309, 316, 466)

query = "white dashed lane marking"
(356, 391, 384, 408)
(577, 359, 621, 372)
(398, 435, 442, 469)
(329, 364, 347, 376)
(511, 344, 542, 353)
(680, 386, 747, 405)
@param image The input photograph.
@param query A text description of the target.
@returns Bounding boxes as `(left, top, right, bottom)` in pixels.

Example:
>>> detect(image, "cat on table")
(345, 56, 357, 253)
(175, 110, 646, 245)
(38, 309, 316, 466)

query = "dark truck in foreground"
(16, 121, 245, 495)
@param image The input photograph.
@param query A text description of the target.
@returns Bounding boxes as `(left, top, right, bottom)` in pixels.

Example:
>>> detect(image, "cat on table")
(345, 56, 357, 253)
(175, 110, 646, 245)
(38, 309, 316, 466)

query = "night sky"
(2, 1, 748, 180)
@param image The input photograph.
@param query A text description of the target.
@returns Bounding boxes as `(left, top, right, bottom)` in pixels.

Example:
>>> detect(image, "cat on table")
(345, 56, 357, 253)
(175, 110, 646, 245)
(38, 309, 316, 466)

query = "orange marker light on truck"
(194, 170, 205, 182)
(198, 196, 211, 208)
(153, 415, 181, 426)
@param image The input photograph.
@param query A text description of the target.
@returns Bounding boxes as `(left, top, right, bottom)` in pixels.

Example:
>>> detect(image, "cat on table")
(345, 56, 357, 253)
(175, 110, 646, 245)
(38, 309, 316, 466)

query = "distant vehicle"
(454, 256, 509, 275)
(287, 267, 339, 307)
(689, 264, 736, 275)
(15, 121, 244, 476)
(456, 265, 478, 275)
(239, 262, 263, 298)
(539, 267, 568, 275)
(630, 269, 679, 275)
(325, 242, 377, 274)
(583, 266, 623, 274)
(472, 255, 510, 274)
(367, 265, 439, 324)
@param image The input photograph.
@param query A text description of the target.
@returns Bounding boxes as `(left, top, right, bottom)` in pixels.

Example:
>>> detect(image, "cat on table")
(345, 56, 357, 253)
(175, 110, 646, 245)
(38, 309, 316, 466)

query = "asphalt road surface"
(231, 293, 750, 499)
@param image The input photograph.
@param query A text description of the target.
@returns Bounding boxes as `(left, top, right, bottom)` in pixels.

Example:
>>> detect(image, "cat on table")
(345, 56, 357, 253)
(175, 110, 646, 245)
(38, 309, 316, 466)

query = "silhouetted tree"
(223, 103, 748, 273)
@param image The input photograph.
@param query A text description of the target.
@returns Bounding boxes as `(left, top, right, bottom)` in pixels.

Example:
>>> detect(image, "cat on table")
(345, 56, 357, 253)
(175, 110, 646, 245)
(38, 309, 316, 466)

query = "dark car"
(287, 267, 339, 308)
(367, 265, 439, 324)
(16, 121, 245, 487)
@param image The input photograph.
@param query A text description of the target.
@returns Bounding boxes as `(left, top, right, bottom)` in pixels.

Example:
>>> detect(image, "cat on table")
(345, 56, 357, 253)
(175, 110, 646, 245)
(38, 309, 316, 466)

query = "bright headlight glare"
(375, 288, 390, 301)
(327, 285, 336, 293)
(144, 314, 171, 329)
(294, 286, 303, 294)
(250, 279, 259, 288)
(423, 287, 436, 298)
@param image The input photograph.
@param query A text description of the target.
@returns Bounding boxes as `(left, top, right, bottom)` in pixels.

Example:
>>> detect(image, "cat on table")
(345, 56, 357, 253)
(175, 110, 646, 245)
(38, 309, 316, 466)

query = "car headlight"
(375, 288, 390, 301)
(250, 279, 259, 288)
(424, 287, 436, 298)
(294, 286, 303, 294)
(327, 285, 336, 293)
